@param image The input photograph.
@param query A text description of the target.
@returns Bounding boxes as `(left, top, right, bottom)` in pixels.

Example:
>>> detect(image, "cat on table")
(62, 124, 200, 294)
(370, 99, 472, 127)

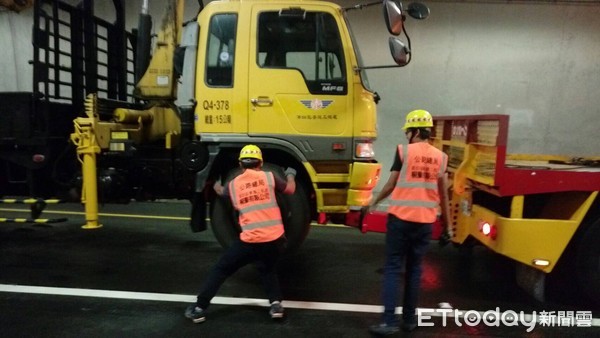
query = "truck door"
(196, 11, 240, 134)
(248, 5, 350, 141)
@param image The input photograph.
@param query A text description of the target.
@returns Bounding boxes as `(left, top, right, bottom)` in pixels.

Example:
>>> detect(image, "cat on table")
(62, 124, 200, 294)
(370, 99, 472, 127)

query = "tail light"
(32, 154, 46, 163)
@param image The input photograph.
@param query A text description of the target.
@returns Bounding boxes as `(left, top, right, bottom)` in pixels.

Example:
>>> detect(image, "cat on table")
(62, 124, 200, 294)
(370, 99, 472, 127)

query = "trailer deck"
(432, 114, 600, 196)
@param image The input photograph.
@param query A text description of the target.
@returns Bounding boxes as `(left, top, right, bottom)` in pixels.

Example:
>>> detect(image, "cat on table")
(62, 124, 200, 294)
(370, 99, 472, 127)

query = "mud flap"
(189, 192, 207, 232)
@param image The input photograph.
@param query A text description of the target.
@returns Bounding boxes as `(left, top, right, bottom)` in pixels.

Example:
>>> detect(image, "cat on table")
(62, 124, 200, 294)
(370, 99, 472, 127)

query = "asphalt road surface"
(1, 201, 598, 337)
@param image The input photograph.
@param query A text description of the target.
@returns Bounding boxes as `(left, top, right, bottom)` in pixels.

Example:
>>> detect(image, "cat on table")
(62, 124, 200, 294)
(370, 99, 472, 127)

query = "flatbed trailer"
(431, 114, 600, 304)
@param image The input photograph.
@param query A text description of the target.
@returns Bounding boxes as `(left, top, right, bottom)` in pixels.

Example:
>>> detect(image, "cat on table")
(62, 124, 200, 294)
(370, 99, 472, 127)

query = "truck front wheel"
(210, 163, 311, 253)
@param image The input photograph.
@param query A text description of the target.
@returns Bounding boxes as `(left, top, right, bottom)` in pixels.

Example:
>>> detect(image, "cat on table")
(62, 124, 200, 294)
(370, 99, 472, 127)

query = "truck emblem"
(300, 99, 333, 110)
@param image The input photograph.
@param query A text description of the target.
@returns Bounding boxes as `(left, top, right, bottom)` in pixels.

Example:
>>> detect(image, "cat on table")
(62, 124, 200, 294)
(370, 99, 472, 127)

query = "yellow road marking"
(0, 208, 189, 221)
(0, 207, 347, 227)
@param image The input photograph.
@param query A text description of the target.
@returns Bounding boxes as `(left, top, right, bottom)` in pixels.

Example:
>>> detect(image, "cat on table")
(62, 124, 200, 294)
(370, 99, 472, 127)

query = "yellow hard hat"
(402, 109, 433, 130)
(239, 144, 263, 161)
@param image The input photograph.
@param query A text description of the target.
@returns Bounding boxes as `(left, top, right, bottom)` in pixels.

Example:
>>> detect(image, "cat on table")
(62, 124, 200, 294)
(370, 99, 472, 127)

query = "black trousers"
(196, 236, 285, 309)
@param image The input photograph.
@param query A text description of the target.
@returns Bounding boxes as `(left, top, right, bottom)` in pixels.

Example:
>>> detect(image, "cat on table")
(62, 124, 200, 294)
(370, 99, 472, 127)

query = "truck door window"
(257, 11, 347, 95)
(206, 13, 237, 87)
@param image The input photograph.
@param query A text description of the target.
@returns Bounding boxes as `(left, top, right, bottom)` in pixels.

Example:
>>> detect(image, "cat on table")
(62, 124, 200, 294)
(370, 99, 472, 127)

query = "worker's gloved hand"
(438, 230, 451, 247)
(367, 203, 377, 213)
(284, 167, 297, 177)
(360, 205, 370, 218)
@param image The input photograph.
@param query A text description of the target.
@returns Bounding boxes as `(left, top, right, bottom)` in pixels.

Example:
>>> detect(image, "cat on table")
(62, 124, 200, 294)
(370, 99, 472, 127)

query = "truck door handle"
(250, 96, 273, 106)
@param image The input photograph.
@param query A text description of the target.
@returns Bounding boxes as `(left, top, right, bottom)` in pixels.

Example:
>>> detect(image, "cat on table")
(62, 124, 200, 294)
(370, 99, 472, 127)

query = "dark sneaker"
(269, 301, 284, 319)
(369, 323, 400, 336)
(185, 305, 206, 323)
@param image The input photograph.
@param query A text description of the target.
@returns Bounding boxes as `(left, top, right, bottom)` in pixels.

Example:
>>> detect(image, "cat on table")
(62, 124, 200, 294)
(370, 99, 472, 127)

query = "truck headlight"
(355, 142, 375, 158)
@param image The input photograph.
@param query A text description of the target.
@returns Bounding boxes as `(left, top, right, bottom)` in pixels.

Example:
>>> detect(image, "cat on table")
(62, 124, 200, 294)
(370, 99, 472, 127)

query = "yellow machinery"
(432, 114, 600, 304)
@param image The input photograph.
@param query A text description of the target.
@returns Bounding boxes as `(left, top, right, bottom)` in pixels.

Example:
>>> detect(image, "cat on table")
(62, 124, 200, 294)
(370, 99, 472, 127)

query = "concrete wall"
(2, 0, 599, 178)
(343, 0, 600, 178)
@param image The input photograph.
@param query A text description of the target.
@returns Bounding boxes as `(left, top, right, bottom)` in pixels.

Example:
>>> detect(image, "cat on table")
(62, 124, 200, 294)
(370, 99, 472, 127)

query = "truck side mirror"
(389, 37, 410, 66)
(383, 0, 403, 36)
(407, 2, 430, 20)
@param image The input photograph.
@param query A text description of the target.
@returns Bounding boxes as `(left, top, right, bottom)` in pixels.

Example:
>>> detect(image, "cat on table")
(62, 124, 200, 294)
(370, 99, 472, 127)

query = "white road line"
(0, 283, 377, 310)
(0, 284, 598, 327)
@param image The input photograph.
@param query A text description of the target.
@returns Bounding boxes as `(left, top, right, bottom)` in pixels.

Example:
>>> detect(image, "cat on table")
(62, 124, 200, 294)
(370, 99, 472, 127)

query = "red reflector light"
(32, 154, 45, 163)
(332, 143, 345, 150)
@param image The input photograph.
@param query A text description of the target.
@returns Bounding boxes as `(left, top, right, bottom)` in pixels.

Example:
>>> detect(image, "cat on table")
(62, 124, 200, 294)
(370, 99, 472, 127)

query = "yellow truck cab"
(187, 0, 383, 250)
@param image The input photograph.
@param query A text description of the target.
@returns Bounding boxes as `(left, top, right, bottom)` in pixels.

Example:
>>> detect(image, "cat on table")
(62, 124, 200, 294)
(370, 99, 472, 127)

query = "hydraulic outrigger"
(70, 97, 102, 229)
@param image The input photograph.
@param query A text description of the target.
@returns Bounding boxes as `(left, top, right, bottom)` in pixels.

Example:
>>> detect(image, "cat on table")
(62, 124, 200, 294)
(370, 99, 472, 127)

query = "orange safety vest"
(229, 169, 284, 243)
(387, 142, 448, 223)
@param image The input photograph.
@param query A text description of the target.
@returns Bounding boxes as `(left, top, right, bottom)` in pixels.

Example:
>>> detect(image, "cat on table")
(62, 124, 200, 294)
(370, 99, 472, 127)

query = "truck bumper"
(310, 161, 381, 213)
(346, 162, 381, 207)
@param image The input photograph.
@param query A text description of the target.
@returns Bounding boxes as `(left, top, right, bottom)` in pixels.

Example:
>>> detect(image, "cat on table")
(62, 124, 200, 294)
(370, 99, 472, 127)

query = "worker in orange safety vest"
(185, 144, 296, 323)
(368, 109, 451, 335)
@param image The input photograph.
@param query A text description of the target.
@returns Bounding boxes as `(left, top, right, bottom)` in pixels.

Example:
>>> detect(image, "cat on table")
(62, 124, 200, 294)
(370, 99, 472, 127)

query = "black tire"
(210, 196, 241, 248)
(575, 218, 600, 305)
(210, 163, 311, 253)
